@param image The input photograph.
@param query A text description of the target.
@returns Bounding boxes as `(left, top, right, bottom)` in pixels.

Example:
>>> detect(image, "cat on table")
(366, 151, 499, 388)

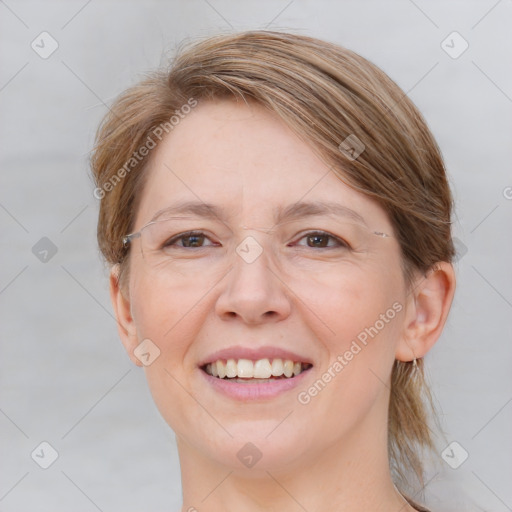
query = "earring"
(411, 358, 419, 375)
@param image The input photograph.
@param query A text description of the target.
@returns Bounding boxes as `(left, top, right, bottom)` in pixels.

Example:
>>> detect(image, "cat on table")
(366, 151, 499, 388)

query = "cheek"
(294, 259, 403, 343)
(297, 262, 404, 409)
(128, 265, 214, 369)
(128, 271, 213, 435)
(128, 251, 406, 445)
(129, 253, 218, 325)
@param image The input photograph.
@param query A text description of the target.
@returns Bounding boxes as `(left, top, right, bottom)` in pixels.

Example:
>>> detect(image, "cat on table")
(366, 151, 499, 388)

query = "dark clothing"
(406, 496, 431, 512)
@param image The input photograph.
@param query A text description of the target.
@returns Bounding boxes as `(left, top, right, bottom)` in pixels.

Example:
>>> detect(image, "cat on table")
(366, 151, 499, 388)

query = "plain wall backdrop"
(1, 1, 511, 511)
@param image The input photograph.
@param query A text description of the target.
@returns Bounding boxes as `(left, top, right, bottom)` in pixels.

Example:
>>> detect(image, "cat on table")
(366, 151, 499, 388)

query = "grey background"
(1, 1, 511, 511)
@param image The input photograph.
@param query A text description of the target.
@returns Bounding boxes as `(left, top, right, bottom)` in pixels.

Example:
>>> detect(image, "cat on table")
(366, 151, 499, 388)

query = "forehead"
(135, 99, 389, 228)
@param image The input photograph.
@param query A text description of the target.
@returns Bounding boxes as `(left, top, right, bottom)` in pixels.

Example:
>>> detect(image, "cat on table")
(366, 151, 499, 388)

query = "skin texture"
(110, 98, 455, 512)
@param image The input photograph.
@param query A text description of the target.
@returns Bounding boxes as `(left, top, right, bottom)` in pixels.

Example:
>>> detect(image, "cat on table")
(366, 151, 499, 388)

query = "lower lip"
(198, 367, 313, 400)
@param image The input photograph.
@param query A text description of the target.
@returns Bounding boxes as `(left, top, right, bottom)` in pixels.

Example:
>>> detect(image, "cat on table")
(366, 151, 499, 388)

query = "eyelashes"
(295, 231, 349, 249)
(164, 231, 215, 248)
(163, 230, 350, 250)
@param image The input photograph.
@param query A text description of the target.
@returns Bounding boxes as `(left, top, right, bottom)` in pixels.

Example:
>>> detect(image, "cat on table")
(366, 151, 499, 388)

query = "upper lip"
(198, 345, 314, 367)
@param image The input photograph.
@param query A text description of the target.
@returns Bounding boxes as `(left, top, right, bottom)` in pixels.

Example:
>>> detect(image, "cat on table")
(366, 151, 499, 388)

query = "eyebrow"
(149, 200, 367, 226)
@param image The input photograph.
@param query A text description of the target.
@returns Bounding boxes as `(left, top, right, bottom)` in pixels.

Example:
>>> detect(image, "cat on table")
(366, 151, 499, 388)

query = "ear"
(395, 261, 456, 362)
(109, 265, 143, 367)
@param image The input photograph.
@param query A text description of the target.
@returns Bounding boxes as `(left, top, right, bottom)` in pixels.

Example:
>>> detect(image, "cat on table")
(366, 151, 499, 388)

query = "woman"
(91, 31, 456, 512)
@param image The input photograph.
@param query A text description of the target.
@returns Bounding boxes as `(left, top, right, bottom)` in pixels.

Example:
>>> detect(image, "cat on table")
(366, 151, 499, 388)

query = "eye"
(294, 231, 349, 249)
(161, 230, 349, 250)
(164, 231, 217, 248)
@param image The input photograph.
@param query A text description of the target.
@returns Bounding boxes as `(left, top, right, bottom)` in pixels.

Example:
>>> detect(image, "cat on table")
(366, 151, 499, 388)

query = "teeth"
(217, 360, 226, 379)
(225, 359, 237, 378)
(283, 359, 294, 378)
(253, 359, 272, 378)
(203, 358, 311, 379)
(237, 359, 254, 378)
(271, 358, 284, 377)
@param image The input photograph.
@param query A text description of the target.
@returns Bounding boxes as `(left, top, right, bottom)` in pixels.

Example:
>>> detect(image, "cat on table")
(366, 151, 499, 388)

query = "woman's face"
(119, 98, 411, 472)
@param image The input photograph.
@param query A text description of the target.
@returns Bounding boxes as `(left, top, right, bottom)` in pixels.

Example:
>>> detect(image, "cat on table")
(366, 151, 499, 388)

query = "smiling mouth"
(201, 358, 313, 382)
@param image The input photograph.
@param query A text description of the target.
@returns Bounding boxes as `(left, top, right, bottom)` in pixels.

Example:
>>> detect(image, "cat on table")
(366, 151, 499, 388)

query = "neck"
(177, 397, 416, 512)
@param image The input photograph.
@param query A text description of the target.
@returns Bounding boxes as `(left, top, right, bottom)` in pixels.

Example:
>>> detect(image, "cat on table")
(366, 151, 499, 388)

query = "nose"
(214, 237, 292, 325)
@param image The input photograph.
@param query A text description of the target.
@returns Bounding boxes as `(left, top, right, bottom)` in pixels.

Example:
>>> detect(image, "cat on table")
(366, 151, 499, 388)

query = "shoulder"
(405, 496, 432, 512)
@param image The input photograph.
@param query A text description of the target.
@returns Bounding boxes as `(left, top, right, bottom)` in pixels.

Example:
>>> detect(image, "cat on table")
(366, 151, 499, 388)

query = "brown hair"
(90, 30, 454, 496)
